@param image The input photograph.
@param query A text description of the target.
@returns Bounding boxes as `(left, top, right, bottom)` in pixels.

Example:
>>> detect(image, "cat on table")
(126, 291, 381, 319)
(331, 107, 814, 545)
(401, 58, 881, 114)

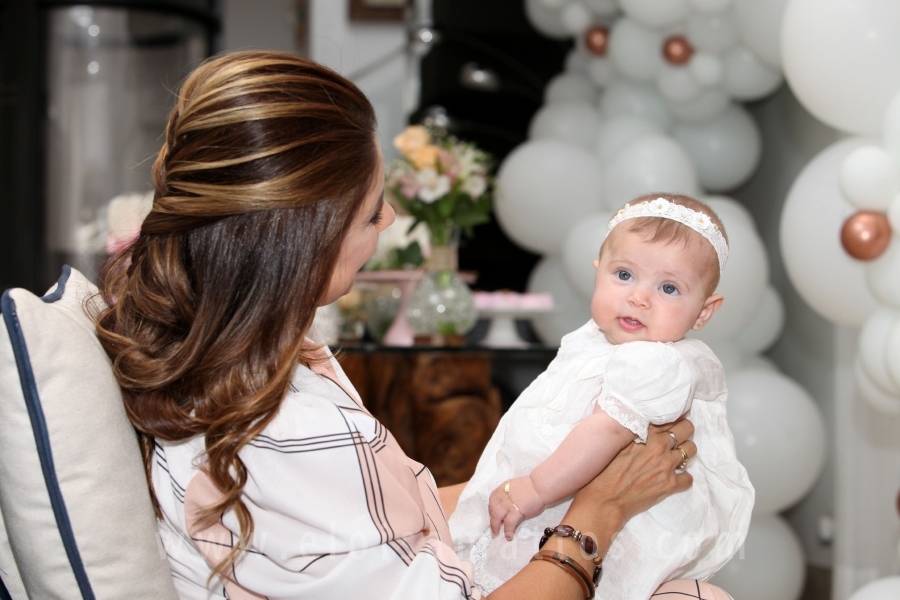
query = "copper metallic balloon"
(663, 36, 694, 65)
(840, 211, 892, 260)
(584, 26, 609, 56)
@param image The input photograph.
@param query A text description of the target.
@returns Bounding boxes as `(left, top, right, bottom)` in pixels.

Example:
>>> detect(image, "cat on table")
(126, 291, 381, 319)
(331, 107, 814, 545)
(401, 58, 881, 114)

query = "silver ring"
(666, 431, 678, 450)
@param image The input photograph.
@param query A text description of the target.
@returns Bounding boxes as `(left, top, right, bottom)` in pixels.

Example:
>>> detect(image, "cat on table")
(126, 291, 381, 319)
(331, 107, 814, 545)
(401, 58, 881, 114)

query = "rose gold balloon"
(584, 26, 609, 56)
(840, 211, 892, 260)
(663, 36, 694, 65)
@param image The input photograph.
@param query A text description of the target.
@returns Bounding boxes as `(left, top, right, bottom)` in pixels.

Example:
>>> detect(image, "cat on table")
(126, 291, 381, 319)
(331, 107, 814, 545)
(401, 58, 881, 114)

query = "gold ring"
(676, 447, 689, 471)
(666, 431, 678, 450)
(505, 479, 524, 515)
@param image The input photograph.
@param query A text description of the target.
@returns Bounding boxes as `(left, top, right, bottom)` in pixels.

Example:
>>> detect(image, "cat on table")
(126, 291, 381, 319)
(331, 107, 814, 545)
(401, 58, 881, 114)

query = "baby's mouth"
(618, 317, 644, 332)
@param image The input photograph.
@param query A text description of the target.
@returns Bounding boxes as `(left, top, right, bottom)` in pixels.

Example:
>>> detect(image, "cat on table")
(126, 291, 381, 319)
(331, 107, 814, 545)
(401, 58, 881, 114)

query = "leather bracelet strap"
(530, 551, 595, 600)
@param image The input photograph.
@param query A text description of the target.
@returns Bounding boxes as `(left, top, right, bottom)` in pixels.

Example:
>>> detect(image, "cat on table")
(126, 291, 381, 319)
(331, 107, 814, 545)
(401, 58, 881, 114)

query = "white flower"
(416, 168, 451, 203)
(462, 175, 487, 199)
(691, 211, 712, 230)
(456, 145, 480, 179)
(648, 198, 670, 214)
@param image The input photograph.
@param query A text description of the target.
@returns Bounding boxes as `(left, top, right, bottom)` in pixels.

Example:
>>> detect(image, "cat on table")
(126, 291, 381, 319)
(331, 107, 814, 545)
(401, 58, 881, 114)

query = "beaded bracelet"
(539, 525, 603, 586)
(530, 551, 595, 599)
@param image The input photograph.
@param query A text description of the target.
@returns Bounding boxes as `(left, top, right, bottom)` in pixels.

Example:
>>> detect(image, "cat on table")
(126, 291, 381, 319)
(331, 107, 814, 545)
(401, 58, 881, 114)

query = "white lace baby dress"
(449, 320, 754, 600)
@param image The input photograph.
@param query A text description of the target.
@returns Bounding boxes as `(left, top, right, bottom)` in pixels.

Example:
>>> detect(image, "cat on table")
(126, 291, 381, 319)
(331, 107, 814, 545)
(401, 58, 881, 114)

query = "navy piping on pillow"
(41, 265, 72, 304)
(0, 290, 96, 600)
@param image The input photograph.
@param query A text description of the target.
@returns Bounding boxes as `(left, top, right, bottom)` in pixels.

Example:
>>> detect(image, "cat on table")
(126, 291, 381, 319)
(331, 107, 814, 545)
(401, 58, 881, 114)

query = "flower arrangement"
(386, 119, 493, 247)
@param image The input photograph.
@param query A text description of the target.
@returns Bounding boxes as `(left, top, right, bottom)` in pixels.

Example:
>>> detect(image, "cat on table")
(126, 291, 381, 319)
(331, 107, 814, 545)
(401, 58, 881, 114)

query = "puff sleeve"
(596, 341, 693, 442)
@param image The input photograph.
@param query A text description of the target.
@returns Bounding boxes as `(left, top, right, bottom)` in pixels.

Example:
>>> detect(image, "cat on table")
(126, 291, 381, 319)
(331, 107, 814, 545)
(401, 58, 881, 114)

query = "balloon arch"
(491, 0, 900, 598)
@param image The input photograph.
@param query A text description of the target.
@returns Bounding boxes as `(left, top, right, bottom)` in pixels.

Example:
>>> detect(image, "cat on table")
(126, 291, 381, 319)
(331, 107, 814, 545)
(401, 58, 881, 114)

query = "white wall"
(221, 0, 408, 159)
(308, 0, 408, 159)
(220, 0, 296, 53)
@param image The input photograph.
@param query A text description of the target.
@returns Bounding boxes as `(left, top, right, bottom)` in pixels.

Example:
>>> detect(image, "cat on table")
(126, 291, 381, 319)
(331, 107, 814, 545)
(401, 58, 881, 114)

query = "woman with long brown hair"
(96, 50, 722, 600)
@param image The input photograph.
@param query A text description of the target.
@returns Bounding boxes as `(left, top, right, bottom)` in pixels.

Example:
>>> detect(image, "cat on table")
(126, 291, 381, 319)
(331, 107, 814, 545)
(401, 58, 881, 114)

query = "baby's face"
(591, 226, 721, 345)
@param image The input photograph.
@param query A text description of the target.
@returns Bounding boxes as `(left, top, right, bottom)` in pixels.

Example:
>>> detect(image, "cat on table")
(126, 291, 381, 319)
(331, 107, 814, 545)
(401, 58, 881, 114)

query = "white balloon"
(848, 577, 900, 600)
(690, 198, 769, 340)
(566, 48, 592, 76)
(525, 0, 571, 38)
(733, 286, 785, 354)
(854, 358, 900, 418)
(743, 355, 780, 373)
(529, 102, 604, 149)
(687, 13, 738, 53)
(538, 0, 572, 8)
(726, 369, 826, 513)
(528, 257, 593, 346)
(619, 0, 689, 28)
(560, 2, 593, 34)
(733, 0, 789, 68)
(780, 137, 881, 325)
(839, 146, 900, 211)
(690, 0, 734, 14)
(782, 0, 900, 134)
(723, 45, 783, 101)
(701, 193, 755, 229)
(587, 57, 616, 88)
(599, 80, 673, 130)
(562, 211, 615, 298)
(884, 91, 900, 168)
(583, 0, 617, 16)
(888, 194, 900, 233)
(859, 308, 900, 395)
(667, 87, 730, 123)
(594, 115, 662, 165)
(866, 240, 900, 308)
(607, 18, 664, 82)
(884, 316, 900, 393)
(603, 134, 700, 208)
(545, 73, 597, 105)
(657, 65, 702, 103)
(495, 140, 605, 255)
(689, 52, 725, 88)
(672, 104, 762, 191)
(700, 339, 747, 373)
(710, 514, 805, 600)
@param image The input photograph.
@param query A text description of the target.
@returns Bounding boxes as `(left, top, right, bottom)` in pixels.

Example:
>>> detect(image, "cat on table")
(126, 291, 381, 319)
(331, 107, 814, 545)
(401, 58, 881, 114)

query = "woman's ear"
(693, 294, 724, 330)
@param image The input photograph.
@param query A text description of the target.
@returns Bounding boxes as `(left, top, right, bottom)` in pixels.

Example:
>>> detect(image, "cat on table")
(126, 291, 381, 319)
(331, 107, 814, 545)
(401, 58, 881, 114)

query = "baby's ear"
(592, 259, 599, 269)
(693, 294, 724, 330)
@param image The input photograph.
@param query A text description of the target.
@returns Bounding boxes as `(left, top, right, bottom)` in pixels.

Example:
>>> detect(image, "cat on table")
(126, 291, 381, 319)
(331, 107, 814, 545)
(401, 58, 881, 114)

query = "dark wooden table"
(337, 344, 556, 487)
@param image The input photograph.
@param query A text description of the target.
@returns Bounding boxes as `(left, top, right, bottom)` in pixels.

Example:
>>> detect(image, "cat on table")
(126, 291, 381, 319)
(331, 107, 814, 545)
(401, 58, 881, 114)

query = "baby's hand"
(488, 477, 544, 541)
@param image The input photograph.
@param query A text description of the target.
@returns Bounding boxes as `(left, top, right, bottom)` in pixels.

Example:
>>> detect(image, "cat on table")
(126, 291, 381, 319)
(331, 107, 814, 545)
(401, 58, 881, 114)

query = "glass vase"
(405, 245, 477, 340)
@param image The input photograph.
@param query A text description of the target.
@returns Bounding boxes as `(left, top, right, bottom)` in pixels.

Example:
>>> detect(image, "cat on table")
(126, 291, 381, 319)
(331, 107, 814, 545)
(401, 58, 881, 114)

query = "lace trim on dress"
(597, 391, 650, 443)
(470, 530, 504, 595)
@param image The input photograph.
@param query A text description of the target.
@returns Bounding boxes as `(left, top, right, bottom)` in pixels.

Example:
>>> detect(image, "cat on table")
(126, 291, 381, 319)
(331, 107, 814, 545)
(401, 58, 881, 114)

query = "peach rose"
(393, 125, 431, 157)
(408, 145, 440, 169)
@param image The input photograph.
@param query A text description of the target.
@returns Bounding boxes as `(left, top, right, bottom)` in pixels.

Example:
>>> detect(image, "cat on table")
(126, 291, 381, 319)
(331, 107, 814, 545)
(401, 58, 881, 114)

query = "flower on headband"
(691, 211, 712, 230)
(649, 198, 670, 214)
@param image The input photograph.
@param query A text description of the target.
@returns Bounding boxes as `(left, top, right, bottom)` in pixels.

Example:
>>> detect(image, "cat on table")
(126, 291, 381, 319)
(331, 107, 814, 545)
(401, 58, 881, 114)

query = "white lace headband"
(607, 198, 728, 273)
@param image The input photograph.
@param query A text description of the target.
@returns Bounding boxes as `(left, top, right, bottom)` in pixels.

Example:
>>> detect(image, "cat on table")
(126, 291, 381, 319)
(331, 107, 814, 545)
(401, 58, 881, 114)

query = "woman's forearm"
(486, 505, 623, 600)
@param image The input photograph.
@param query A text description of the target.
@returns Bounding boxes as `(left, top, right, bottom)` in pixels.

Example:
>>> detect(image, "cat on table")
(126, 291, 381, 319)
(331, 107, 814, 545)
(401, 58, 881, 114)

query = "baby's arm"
(489, 405, 635, 540)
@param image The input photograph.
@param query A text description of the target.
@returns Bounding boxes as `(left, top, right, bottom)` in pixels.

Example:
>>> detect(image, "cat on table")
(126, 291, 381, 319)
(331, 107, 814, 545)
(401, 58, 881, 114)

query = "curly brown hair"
(94, 51, 379, 579)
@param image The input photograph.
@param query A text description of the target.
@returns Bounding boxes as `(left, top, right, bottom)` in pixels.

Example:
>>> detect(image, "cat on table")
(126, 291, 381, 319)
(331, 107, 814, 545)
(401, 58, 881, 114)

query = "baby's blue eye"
(661, 283, 679, 295)
(616, 270, 632, 282)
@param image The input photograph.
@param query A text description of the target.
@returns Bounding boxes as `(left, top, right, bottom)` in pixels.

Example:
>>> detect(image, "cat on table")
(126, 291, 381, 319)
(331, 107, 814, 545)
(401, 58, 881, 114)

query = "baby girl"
(449, 194, 754, 600)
